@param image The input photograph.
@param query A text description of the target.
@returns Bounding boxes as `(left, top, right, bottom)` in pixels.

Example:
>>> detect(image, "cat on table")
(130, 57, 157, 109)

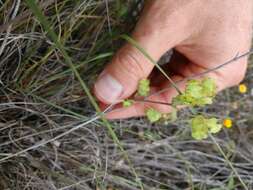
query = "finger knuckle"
(116, 48, 146, 80)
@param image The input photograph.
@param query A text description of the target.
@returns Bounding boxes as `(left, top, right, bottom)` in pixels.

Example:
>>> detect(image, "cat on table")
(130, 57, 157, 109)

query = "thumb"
(94, 38, 165, 104)
(94, 0, 190, 104)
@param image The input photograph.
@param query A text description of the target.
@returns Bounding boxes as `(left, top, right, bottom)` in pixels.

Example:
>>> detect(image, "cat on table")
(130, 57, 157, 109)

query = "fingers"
(105, 75, 184, 119)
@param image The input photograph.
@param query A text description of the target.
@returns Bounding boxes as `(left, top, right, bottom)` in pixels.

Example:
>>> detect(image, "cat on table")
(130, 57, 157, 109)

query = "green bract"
(138, 79, 150, 97)
(191, 115, 209, 140)
(191, 115, 222, 140)
(146, 108, 162, 123)
(122, 99, 134, 107)
(202, 78, 217, 97)
(172, 78, 217, 107)
(207, 118, 222, 134)
(186, 80, 203, 98)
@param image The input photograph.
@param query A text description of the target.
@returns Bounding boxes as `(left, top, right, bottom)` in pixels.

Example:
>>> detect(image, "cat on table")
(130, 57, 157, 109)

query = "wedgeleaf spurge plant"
(123, 77, 224, 140)
(137, 78, 150, 97)
(191, 115, 222, 140)
(172, 78, 216, 106)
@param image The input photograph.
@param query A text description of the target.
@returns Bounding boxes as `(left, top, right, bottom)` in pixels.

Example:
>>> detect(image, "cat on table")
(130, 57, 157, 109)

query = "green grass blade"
(210, 134, 248, 190)
(120, 34, 182, 94)
(25, 1, 143, 188)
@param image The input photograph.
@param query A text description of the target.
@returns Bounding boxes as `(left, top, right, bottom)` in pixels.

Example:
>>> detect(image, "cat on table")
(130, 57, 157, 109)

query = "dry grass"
(0, 0, 253, 189)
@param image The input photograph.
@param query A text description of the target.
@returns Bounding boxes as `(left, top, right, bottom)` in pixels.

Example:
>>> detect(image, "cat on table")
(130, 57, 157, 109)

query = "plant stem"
(209, 134, 248, 190)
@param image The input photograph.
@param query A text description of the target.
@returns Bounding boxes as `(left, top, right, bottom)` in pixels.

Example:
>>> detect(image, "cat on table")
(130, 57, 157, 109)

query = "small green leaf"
(170, 107, 178, 122)
(186, 79, 203, 98)
(202, 78, 217, 97)
(143, 131, 161, 141)
(198, 97, 213, 105)
(146, 108, 162, 123)
(172, 78, 217, 107)
(122, 99, 134, 107)
(227, 176, 235, 190)
(191, 115, 209, 140)
(207, 118, 222, 134)
(117, 4, 128, 18)
(191, 115, 222, 140)
(138, 79, 150, 97)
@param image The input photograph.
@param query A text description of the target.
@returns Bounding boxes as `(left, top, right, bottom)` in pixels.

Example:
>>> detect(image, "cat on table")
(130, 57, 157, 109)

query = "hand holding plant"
(94, 0, 253, 119)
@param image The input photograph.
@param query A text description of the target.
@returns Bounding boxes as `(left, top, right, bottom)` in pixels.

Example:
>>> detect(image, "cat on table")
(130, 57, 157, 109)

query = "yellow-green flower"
(122, 99, 134, 107)
(223, 118, 232, 128)
(238, 84, 247, 94)
(146, 108, 162, 123)
(138, 79, 150, 97)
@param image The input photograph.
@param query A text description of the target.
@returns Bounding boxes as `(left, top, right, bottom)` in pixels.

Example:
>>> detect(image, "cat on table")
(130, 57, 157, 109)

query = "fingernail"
(95, 73, 123, 103)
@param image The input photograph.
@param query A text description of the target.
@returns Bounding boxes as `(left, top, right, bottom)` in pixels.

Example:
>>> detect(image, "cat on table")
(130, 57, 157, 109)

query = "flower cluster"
(120, 77, 247, 140)
(172, 78, 217, 107)
(191, 115, 222, 140)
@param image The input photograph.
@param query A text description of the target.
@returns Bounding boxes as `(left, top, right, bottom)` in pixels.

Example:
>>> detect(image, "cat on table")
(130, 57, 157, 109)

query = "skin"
(94, 0, 253, 119)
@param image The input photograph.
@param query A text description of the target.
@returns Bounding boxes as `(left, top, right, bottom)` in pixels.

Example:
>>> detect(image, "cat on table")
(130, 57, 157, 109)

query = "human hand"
(94, 0, 253, 119)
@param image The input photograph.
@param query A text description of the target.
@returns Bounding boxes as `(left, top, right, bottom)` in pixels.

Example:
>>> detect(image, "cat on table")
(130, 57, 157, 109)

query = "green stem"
(25, 1, 143, 189)
(120, 34, 182, 95)
(209, 134, 248, 190)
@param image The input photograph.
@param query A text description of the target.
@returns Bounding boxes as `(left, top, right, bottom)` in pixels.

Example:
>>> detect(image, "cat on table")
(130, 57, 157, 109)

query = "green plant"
(145, 108, 162, 123)
(135, 80, 250, 188)
(122, 99, 134, 107)
(172, 78, 216, 107)
(191, 115, 222, 140)
(123, 77, 222, 140)
(137, 78, 150, 97)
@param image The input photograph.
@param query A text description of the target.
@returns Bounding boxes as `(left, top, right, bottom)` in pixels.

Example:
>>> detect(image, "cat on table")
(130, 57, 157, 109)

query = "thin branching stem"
(210, 134, 248, 190)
